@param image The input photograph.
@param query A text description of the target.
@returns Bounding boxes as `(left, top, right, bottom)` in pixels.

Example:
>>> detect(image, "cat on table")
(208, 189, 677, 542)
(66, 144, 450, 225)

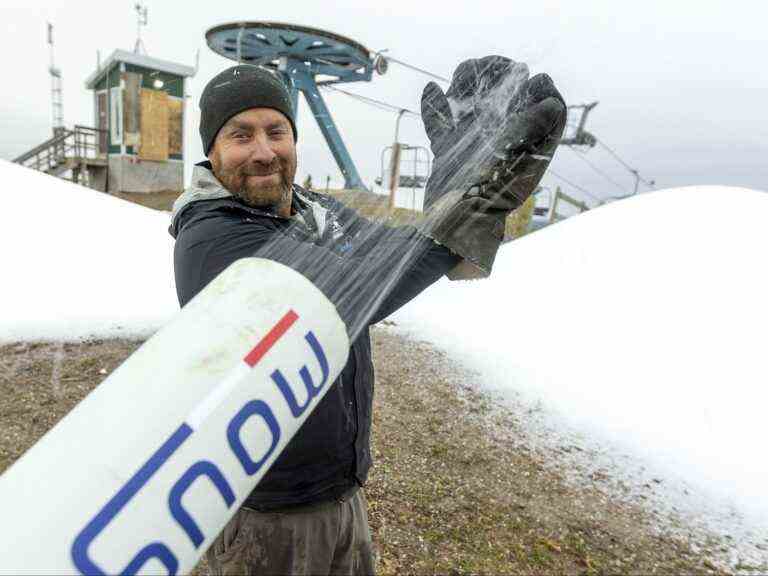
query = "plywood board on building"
(139, 88, 168, 161)
(168, 98, 183, 156)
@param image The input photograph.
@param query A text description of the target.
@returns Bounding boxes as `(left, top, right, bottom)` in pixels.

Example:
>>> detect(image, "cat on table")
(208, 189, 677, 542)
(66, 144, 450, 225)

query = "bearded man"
(170, 60, 565, 575)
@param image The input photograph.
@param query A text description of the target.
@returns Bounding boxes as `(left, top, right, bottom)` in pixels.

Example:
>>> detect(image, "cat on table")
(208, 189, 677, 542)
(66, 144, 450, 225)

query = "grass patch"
(322, 188, 535, 239)
(0, 331, 743, 575)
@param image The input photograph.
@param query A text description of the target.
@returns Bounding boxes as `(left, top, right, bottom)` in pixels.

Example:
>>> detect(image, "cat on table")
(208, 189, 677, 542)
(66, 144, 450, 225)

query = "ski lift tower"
(206, 22, 387, 190)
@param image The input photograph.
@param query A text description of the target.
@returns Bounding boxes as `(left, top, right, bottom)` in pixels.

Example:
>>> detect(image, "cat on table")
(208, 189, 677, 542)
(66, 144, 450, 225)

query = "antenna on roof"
(47, 22, 64, 135)
(133, 2, 148, 55)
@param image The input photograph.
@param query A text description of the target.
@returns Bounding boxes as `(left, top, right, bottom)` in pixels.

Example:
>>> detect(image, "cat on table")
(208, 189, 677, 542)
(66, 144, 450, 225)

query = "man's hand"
(420, 55, 566, 278)
(422, 55, 566, 209)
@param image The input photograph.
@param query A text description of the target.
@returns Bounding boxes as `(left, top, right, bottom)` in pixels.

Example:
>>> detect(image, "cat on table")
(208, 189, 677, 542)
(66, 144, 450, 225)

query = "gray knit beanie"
(199, 65, 297, 155)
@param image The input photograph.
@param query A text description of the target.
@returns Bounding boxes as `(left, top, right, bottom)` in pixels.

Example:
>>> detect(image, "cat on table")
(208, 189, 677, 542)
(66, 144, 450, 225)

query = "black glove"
(420, 55, 566, 278)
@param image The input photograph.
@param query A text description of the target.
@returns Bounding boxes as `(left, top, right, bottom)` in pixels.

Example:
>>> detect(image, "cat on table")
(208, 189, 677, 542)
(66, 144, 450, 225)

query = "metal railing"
(377, 144, 431, 191)
(13, 126, 107, 173)
(546, 186, 590, 223)
(530, 186, 592, 232)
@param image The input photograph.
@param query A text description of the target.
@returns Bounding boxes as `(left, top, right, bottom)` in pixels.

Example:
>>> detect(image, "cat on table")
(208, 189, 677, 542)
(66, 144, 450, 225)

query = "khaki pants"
(206, 489, 375, 576)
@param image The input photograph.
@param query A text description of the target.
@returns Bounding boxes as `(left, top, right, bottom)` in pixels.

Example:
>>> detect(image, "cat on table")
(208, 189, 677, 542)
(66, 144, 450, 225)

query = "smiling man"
(209, 107, 296, 217)
(169, 62, 565, 575)
(170, 65, 462, 576)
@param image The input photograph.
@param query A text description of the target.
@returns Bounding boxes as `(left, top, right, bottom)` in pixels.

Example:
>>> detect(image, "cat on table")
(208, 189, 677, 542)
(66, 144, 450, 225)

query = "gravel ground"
(0, 329, 753, 574)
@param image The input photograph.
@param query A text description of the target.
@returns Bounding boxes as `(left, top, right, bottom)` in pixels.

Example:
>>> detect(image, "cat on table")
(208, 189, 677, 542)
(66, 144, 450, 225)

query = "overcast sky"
(1, 0, 766, 204)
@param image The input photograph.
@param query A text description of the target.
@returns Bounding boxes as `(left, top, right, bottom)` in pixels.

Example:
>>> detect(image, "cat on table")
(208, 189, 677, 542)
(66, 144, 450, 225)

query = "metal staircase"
(13, 126, 108, 190)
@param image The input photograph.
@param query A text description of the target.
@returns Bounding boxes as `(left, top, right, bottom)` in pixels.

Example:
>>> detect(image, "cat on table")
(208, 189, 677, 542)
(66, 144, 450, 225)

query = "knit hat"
(199, 64, 297, 155)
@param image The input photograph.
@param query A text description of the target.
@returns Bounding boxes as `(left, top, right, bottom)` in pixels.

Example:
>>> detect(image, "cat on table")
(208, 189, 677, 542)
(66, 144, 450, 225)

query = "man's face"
(209, 108, 297, 217)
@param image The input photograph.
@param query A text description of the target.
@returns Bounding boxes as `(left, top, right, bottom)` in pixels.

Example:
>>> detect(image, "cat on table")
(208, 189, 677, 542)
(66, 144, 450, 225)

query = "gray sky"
(1, 0, 766, 204)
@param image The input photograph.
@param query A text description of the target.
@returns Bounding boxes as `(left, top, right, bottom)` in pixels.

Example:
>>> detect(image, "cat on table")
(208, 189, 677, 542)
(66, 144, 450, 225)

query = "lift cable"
(595, 138, 655, 189)
(321, 85, 420, 117)
(371, 54, 657, 191)
(547, 169, 609, 205)
(373, 52, 450, 84)
(566, 146, 631, 197)
(324, 83, 616, 209)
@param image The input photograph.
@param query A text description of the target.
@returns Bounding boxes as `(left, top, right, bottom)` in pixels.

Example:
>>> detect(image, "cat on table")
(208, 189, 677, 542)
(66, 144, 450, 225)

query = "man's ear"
(208, 145, 219, 173)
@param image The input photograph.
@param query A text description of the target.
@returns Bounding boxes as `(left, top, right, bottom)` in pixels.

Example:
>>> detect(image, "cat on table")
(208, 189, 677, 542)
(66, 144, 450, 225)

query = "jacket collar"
(169, 161, 327, 239)
(170, 161, 236, 227)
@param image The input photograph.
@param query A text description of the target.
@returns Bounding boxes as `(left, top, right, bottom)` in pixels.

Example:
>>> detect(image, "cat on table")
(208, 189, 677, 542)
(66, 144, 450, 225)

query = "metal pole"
(379, 146, 393, 191)
(290, 63, 366, 190)
(393, 109, 406, 143)
(388, 110, 406, 210)
(548, 186, 561, 224)
(388, 144, 402, 210)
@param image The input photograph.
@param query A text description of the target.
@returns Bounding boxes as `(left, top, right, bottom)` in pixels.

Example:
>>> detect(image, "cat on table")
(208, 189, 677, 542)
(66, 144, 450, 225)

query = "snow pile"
(391, 185, 768, 555)
(0, 160, 178, 342)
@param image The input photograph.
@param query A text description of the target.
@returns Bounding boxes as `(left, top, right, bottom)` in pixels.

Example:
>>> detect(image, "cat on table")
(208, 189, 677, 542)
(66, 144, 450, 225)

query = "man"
(170, 59, 564, 575)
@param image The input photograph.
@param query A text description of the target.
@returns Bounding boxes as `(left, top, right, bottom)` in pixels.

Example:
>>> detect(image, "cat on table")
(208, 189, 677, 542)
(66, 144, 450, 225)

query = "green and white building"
(84, 49, 195, 194)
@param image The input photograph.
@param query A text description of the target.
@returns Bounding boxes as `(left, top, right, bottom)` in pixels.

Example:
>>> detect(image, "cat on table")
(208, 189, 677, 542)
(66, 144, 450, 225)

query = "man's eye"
(232, 132, 249, 140)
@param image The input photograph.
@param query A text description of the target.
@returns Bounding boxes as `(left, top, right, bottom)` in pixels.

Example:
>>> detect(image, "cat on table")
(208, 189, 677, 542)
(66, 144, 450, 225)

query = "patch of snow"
(0, 160, 177, 343)
(391, 185, 768, 569)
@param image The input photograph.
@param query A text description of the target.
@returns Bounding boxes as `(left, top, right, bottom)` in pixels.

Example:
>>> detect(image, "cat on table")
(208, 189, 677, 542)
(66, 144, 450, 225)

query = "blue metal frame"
(206, 22, 376, 190)
(282, 60, 365, 190)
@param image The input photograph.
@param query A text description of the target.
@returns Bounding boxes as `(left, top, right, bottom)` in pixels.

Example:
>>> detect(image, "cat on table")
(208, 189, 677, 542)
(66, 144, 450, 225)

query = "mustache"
(239, 160, 283, 177)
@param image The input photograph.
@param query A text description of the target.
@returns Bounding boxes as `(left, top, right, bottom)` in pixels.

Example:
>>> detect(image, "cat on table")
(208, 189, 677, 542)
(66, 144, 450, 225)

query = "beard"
(211, 153, 293, 211)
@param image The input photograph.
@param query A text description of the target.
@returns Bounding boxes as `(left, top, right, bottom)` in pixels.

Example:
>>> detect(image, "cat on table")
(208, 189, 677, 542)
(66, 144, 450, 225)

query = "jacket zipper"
(350, 344, 360, 480)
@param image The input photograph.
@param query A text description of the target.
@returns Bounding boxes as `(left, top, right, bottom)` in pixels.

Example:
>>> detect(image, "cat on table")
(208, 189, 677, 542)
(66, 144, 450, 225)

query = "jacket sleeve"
(174, 214, 459, 339)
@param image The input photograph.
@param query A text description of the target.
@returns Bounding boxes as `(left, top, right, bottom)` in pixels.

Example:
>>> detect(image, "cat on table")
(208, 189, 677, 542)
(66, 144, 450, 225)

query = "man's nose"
(248, 134, 277, 164)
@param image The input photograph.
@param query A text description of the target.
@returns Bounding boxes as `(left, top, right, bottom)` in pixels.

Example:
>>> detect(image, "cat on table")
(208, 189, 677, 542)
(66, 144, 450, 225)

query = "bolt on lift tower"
(206, 22, 387, 190)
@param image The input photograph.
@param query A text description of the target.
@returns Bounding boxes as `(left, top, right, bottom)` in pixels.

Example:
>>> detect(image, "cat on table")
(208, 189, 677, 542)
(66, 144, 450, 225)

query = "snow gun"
(0, 258, 349, 575)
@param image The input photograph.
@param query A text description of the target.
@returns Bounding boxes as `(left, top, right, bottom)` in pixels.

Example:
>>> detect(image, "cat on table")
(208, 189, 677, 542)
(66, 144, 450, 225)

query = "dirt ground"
(0, 328, 750, 574)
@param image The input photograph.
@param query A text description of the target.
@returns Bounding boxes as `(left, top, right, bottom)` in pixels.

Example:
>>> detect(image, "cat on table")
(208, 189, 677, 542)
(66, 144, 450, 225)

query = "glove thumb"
(503, 73, 566, 152)
(421, 81, 454, 155)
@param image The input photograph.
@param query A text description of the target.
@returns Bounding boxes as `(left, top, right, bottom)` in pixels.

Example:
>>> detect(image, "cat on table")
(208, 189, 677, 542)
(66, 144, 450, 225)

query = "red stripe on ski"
(243, 310, 299, 367)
